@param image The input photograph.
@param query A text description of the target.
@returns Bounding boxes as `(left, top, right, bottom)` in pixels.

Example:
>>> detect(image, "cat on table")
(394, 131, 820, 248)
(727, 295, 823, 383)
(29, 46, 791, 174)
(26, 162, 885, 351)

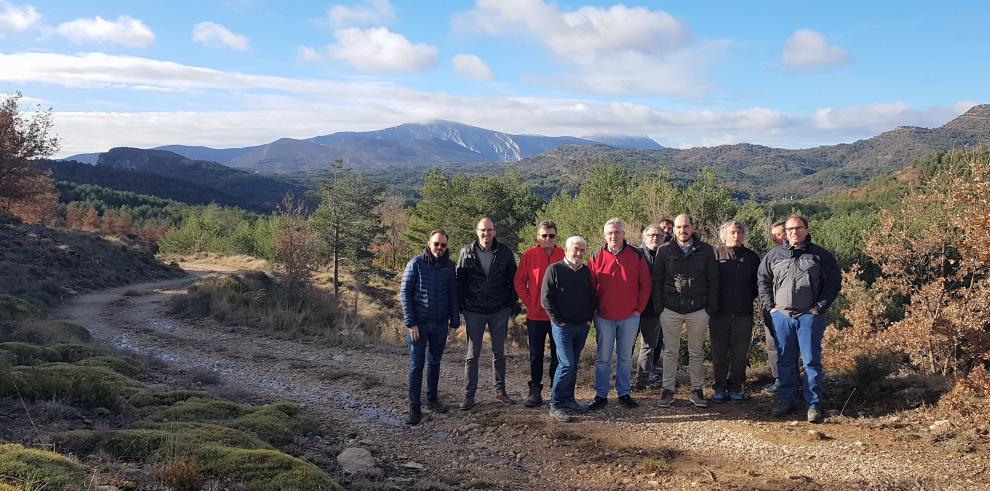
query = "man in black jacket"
(456, 217, 519, 410)
(634, 223, 664, 391)
(757, 215, 841, 423)
(710, 221, 760, 403)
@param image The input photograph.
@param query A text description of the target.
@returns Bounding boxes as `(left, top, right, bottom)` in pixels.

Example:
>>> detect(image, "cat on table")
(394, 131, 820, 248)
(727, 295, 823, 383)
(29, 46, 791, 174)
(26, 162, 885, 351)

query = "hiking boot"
(427, 399, 448, 414)
(730, 391, 746, 402)
(807, 406, 825, 423)
(771, 402, 795, 417)
(618, 394, 639, 408)
(405, 405, 422, 425)
(524, 387, 543, 408)
(690, 389, 709, 408)
(549, 407, 572, 422)
(657, 389, 675, 408)
(713, 389, 728, 403)
(495, 391, 516, 405)
(561, 400, 587, 413)
(586, 396, 608, 411)
(458, 396, 475, 411)
(763, 381, 779, 393)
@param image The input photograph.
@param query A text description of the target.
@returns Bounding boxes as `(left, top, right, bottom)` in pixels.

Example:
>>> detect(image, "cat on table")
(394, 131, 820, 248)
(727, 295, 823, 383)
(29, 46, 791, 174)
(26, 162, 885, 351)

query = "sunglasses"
(432, 242, 448, 248)
(539, 234, 556, 239)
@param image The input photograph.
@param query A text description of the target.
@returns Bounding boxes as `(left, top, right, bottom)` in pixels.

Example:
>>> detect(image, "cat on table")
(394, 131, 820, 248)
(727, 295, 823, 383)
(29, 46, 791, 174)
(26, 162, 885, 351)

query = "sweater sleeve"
(652, 249, 666, 316)
(540, 265, 561, 326)
(705, 245, 719, 314)
(816, 248, 842, 313)
(399, 258, 418, 327)
(636, 254, 651, 314)
(757, 251, 775, 310)
(448, 263, 460, 328)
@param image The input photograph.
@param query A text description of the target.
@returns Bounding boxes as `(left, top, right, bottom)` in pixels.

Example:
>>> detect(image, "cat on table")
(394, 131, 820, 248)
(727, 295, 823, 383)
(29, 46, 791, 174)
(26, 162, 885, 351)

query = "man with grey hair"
(762, 220, 787, 393)
(634, 223, 665, 391)
(587, 218, 652, 410)
(710, 220, 760, 403)
(541, 235, 597, 422)
(654, 214, 719, 408)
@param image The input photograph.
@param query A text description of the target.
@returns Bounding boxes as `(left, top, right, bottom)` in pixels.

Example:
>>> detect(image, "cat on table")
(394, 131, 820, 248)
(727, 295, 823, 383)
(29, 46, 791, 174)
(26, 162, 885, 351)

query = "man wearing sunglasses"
(514, 220, 565, 407)
(456, 217, 519, 409)
(400, 229, 460, 425)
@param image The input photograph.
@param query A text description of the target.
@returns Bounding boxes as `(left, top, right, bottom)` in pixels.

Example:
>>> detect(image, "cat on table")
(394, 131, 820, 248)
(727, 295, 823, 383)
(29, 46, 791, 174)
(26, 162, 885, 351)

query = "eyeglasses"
(477, 228, 494, 232)
(785, 226, 806, 232)
(539, 234, 556, 239)
(432, 242, 448, 248)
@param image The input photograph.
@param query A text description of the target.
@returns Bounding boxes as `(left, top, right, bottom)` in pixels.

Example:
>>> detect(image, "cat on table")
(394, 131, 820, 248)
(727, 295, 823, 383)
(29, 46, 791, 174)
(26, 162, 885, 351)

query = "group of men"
(399, 214, 840, 426)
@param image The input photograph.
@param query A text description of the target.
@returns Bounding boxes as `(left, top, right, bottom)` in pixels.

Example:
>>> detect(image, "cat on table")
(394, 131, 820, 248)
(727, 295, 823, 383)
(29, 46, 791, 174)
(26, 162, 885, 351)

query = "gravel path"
(53, 272, 990, 490)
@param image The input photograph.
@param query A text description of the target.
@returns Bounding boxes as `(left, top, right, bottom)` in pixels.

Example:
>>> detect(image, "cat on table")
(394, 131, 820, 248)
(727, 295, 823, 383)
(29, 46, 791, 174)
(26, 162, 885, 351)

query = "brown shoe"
(495, 391, 516, 405)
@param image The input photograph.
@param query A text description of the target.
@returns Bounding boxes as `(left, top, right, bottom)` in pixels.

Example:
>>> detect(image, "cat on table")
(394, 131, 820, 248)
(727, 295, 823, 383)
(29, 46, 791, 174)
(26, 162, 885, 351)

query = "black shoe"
(524, 387, 543, 408)
(406, 405, 422, 425)
(658, 389, 675, 408)
(586, 396, 608, 411)
(459, 397, 475, 411)
(428, 399, 448, 414)
(618, 394, 639, 408)
(690, 389, 709, 408)
(561, 400, 587, 413)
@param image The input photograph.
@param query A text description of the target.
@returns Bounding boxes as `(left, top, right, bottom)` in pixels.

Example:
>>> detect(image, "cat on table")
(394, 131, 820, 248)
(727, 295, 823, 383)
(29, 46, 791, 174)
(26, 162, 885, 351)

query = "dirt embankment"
(53, 269, 990, 490)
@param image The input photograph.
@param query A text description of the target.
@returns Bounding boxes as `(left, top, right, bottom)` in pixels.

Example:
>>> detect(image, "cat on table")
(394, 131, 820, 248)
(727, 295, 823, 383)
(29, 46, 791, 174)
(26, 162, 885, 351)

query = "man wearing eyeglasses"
(456, 217, 519, 410)
(757, 215, 840, 423)
(633, 223, 665, 391)
(400, 229, 460, 425)
(514, 220, 566, 407)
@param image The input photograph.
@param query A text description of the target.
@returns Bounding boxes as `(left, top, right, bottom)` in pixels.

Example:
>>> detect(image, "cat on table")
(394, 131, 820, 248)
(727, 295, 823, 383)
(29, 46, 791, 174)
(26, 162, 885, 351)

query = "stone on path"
(337, 447, 377, 474)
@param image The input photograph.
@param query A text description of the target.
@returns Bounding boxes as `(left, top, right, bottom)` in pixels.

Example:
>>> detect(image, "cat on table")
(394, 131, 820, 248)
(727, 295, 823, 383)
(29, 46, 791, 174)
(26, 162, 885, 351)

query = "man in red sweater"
(587, 218, 653, 410)
(514, 220, 566, 407)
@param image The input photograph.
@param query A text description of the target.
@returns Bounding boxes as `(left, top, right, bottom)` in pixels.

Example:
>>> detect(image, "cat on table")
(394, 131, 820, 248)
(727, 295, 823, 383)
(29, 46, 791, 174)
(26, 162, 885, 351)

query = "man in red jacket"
(514, 220, 566, 407)
(587, 218, 653, 410)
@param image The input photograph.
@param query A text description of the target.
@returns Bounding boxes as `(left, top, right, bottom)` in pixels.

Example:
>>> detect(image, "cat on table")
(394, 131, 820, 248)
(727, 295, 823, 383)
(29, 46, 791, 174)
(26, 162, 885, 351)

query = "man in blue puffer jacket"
(400, 229, 460, 425)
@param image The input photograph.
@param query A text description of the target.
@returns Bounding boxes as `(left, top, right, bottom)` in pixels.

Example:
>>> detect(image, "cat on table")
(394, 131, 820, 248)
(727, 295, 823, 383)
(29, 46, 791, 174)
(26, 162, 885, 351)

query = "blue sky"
(1, 0, 987, 156)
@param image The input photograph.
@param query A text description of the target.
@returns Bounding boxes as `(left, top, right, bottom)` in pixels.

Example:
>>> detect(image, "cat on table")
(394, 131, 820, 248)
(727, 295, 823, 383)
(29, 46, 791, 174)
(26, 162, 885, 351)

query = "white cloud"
(0, 1, 40, 33)
(329, 0, 394, 28)
(324, 27, 437, 72)
(452, 54, 493, 80)
(780, 29, 850, 70)
(192, 21, 248, 51)
(454, 0, 721, 97)
(55, 15, 154, 47)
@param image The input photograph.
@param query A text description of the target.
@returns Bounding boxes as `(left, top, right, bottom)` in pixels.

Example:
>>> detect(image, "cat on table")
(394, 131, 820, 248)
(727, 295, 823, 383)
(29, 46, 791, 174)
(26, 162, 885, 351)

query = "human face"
(476, 219, 495, 248)
(537, 226, 557, 250)
(566, 242, 587, 263)
(771, 225, 785, 246)
(642, 226, 662, 250)
(673, 215, 694, 244)
(784, 218, 808, 246)
(723, 226, 745, 248)
(427, 233, 448, 257)
(603, 223, 624, 249)
(659, 221, 673, 236)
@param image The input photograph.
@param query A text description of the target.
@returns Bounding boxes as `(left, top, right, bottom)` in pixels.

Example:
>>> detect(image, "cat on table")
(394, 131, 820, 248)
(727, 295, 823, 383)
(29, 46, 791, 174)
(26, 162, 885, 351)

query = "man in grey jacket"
(757, 215, 840, 423)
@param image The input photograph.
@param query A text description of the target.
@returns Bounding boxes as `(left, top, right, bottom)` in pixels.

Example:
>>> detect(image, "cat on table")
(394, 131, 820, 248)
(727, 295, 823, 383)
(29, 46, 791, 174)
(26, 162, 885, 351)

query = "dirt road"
(53, 271, 989, 490)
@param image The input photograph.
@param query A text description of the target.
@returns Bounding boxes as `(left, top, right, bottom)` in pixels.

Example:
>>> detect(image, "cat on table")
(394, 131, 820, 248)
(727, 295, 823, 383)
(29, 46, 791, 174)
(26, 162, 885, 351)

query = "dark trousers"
(635, 314, 662, 385)
(464, 307, 511, 396)
(762, 310, 780, 379)
(407, 323, 448, 407)
(710, 312, 753, 392)
(527, 319, 558, 391)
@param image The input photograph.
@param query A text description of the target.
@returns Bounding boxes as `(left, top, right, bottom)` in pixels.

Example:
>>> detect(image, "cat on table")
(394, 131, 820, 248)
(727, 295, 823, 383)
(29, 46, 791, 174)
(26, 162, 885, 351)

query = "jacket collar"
(422, 247, 449, 264)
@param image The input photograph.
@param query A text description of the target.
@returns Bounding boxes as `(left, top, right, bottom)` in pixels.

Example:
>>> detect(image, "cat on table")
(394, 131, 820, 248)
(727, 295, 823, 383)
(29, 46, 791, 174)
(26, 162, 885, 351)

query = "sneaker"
(549, 407, 572, 422)
(713, 389, 728, 403)
(657, 389, 674, 408)
(458, 397, 475, 411)
(524, 389, 543, 408)
(618, 394, 639, 408)
(427, 399, 448, 414)
(495, 391, 516, 405)
(690, 389, 709, 408)
(405, 405, 422, 425)
(560, 400, 587, 413)
(771, 402, 795, 417)
(807, 406, 825, 423)
(730, 391, 746, 402)
(763, 381, 779, 394)
(586, 396, 608, 411)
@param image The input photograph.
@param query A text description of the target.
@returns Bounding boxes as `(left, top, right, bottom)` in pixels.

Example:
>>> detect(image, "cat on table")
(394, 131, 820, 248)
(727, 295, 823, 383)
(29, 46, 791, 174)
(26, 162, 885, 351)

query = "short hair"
(565, 236, 587, 249)
(642, 223, 662, 236)
(537, 220, 557, 232)
(658, 218, 674, 227)
(427, 229, 448, 241)
(785, 215, 808, 228)
(770, 220, 786, 230)
(718, 221, 746, 242)
(603, 218, 624, 232)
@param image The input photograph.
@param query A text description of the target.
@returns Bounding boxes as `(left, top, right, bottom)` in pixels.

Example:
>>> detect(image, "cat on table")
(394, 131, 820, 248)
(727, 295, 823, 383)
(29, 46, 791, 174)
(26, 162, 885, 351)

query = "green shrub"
(0, 295, 40, 322)
(0, 320, 92, 344)
(0, 363, 149, 410)
(148, 397, 251, 423)
(53, 423, 270, 462)
(230, 403, 320, 446)
(75, 356, 143, 378)
(0, 443, 87, 490)
(0, 342, 59, 366)
(196, 446, 341, 491)
(128, 390, 213, 409)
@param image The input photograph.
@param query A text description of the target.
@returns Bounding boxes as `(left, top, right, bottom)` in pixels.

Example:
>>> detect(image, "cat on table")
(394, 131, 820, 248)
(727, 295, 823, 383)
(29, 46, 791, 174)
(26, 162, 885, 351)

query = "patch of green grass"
(148, 397, 251, 423)
(0, 443, 87, 491)
(639, 458, 672, 474)
(230, 403, 320, 447)
(128, 390, 213, 408)
(75, 356, 144, 378)
(196, 446, 342, 491)
(53, 423, 270, 461)
(0, 320, 92, 344)
(0, 363, 149, 410)
(0, 295, 40, 322)
(0, 341, 105, 366)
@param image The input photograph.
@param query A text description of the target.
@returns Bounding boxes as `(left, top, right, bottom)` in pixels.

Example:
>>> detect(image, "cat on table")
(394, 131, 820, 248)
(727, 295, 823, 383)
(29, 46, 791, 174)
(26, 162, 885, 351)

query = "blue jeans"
(550, 321, 590, 408)
(593, 314, 640, 398)
(771, 311, 826, 408)
(407, 323, 448, 407)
